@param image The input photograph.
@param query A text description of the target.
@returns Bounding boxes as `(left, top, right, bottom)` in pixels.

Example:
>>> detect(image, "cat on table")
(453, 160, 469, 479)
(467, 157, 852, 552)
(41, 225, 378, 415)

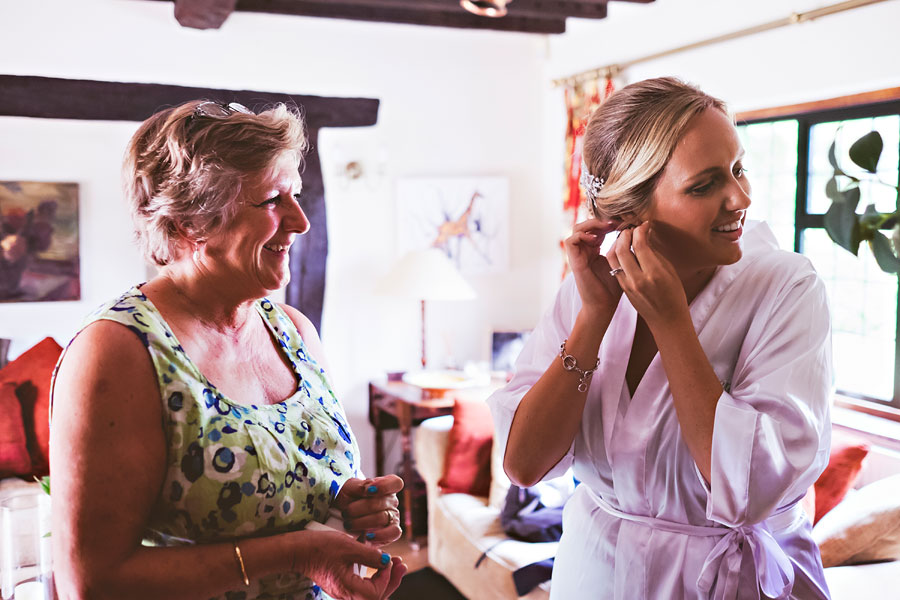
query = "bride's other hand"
(564, 218, 624, 317)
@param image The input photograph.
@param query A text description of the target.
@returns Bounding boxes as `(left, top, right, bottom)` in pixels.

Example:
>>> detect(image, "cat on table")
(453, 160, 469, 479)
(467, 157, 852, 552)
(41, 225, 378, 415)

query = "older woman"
(490, 78, 832, 599)
(51, 100, 407, 600)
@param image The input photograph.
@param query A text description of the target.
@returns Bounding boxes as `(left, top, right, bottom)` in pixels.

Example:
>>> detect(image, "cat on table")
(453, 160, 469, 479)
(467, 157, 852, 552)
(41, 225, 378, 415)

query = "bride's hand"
(607, 222, 689, 329)
(564, 218, 624, 317)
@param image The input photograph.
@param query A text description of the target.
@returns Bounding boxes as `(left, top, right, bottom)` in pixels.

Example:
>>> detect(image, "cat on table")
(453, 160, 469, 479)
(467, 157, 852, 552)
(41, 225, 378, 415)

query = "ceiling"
(155, 0, 655, 34)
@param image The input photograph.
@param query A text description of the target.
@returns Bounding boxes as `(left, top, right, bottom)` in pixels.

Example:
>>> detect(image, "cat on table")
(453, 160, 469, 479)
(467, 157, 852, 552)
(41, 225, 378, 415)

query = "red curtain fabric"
(561, 77, 616, 278)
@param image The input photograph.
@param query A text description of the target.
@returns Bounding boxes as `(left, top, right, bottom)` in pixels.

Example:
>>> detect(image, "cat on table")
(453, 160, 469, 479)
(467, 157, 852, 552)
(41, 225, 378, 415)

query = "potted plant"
(824, 130, 900, 273)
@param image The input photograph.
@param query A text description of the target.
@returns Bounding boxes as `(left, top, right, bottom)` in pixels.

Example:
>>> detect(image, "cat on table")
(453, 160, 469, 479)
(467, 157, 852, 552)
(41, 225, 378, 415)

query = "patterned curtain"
(561, 77, 616, 278)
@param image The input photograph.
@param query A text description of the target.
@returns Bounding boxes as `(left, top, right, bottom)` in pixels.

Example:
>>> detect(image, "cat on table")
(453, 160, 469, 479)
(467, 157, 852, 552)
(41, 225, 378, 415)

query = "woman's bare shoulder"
(54, 319, 160, 411)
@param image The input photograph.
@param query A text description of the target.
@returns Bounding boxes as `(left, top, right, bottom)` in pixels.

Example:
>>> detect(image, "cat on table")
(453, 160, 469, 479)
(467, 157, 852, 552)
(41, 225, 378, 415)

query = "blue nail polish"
(366, 532, 376, 540)
(380, 552, 390, 566)
(367, 485, 378, 494)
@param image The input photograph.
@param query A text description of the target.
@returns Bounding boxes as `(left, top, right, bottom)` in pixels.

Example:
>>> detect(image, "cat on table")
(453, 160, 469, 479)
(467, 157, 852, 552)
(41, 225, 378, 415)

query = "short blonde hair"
(581, 77, 728, 220)
(124, 101, 308, 266)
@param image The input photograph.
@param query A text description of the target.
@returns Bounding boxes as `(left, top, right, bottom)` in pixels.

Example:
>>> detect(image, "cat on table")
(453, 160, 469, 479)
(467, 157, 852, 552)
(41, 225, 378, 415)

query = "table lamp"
(375, 248, 477, 369)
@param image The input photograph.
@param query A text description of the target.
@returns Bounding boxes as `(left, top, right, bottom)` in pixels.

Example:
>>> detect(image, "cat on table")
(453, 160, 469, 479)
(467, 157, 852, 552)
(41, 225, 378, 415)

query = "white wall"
(3, 0, 897, 477)
(542, 0, 900, 195)
(0, 0, 556, 477)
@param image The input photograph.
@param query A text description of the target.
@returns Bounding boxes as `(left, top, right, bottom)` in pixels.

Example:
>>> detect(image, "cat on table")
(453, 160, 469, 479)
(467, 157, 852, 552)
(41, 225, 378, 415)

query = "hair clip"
(579, 160, 605, 206)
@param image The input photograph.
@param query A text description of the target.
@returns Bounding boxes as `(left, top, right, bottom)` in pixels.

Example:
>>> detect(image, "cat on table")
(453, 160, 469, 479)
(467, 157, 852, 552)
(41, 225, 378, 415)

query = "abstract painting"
(0, 181, 80, 302)
(396, 177, 509, 274)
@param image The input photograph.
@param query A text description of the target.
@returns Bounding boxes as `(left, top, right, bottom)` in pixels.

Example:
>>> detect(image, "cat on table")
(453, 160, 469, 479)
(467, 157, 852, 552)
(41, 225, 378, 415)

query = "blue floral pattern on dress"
(83, 286, 360, 600)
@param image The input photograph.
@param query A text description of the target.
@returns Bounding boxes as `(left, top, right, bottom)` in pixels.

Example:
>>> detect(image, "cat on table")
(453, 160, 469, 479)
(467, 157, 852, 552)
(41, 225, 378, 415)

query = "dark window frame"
(738, 96, 900, 415)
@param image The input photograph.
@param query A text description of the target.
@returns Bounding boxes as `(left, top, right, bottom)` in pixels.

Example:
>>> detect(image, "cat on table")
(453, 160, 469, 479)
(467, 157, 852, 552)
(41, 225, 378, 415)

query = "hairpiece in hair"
(580, 160, 605, 206)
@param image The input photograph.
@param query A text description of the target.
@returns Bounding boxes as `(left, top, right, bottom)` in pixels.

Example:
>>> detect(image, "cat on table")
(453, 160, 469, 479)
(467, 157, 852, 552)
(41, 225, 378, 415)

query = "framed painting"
(396, 177, 509, 274)
(0, 181, 80, 302)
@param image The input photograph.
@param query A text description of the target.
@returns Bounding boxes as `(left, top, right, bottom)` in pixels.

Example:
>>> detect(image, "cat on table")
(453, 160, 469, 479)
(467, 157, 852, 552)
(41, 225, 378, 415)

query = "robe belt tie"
(586, 489, 799, 600)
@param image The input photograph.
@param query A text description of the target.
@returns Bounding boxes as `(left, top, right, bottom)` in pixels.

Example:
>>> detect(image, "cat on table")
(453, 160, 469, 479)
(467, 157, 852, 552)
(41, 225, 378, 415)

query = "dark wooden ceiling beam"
(174, 0, 237, 29)
(317, 0, 608, 20)
(235, 0, 567, 33)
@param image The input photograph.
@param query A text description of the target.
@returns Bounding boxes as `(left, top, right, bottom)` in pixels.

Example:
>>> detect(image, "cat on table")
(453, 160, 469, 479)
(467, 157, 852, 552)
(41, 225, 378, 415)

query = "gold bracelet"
(233, 541, 250, 587)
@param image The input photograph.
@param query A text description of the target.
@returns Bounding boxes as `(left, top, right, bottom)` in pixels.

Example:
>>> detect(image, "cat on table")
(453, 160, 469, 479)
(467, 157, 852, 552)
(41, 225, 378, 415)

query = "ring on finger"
(609, 267, 625, 276)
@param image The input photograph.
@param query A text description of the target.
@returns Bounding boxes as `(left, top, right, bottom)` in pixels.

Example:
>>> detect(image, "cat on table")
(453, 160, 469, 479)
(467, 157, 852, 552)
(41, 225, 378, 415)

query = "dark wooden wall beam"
(0, 75, 378, 129)
(174, 0, 237, 29)
(234, 0, 567, 33)
(0, 74, 380, 333)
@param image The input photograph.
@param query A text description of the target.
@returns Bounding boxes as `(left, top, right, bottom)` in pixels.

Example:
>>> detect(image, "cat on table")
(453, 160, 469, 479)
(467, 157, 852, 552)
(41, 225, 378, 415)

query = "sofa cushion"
(814, 431, 869, 524)
(823, 559, 900, 600)
(0, 337, 63, 476)
(0, 381, 31, 477)
(430, 491, 556, 600)
(439, 400, 493, 496)
(813, 474, 900, 567)
(489, 432, 511, 509)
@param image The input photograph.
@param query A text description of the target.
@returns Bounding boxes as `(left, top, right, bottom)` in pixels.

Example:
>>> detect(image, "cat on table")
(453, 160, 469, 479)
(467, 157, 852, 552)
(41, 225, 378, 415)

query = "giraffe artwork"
(396, 177, 509, 274)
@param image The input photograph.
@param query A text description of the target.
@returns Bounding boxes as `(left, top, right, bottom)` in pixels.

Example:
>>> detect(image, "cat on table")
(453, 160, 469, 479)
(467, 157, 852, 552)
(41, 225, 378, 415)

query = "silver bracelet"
(559, 339, 601, 393)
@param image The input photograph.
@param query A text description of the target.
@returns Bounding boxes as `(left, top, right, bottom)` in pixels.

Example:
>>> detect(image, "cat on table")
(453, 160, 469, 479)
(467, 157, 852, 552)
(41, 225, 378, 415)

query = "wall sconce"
(460, 0, 512, 18)
(330, 145, 387, 190)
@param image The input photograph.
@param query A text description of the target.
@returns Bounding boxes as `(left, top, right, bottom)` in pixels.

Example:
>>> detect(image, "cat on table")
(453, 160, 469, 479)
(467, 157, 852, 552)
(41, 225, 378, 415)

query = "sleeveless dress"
(74, 285, 360, 600)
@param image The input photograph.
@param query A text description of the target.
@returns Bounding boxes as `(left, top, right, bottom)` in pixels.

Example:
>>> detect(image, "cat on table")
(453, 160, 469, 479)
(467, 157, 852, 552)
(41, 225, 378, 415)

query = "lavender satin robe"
(488, 222, 832, 600)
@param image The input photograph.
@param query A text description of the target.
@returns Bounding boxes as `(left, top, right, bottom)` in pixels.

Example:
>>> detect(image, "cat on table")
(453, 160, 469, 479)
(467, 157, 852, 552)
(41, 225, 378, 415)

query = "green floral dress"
(81, 285, 360, 600)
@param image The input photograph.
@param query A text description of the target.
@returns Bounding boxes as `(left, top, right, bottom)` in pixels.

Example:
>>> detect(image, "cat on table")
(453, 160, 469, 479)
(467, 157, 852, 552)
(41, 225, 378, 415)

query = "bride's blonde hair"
(582, 77, 728, 220)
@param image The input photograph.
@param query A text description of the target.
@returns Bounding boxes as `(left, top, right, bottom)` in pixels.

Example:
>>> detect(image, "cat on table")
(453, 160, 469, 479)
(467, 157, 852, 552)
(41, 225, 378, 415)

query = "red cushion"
(0, 381, 31, 477)
(814, 431, 870, 524)
(0, 337, 63, 476)
(438, 399, 494, 496)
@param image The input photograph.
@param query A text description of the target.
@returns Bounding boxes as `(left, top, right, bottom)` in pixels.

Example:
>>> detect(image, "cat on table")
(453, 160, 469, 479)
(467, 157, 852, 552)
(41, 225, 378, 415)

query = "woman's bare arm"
(503, 307, 613, 488)
(50, 320, 395, 600)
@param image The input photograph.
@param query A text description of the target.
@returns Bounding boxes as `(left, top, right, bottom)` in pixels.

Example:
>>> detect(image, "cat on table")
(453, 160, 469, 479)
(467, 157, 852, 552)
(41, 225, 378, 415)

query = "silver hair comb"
(580, 160, 605, 206)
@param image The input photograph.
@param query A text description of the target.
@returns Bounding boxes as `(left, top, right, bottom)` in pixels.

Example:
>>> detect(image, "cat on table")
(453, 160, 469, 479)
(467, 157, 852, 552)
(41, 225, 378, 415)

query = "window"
(737, 94, 900, 410)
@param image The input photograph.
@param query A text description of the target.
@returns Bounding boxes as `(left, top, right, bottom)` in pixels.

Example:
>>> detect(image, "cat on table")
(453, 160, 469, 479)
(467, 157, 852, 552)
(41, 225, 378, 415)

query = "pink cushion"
(0, 337, 63, 476)
(439, 400, 494, 496)
(814, 431, 869, 524)
(0, 381, 31, 477)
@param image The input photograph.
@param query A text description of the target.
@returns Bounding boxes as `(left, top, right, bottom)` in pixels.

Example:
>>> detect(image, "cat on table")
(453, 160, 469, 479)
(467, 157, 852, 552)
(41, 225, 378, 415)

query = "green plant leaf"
(826, 176, 839, 201)
(860, 203, 882, 227)
(838, 185, 861, 213)
(824, 201, 861, 255)
(849, 131, 883, 173)
(34, 475, 50, 496)
(870, 231, 900, 273)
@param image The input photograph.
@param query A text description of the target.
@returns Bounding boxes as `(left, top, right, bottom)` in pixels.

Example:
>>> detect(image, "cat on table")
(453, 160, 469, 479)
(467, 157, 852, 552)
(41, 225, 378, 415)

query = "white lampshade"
(376, 248, 477, 301)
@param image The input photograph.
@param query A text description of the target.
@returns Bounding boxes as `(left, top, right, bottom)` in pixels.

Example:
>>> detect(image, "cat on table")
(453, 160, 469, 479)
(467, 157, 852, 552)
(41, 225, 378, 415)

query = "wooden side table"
(368, 380, 455, 542)
(368, 377, 505, 543)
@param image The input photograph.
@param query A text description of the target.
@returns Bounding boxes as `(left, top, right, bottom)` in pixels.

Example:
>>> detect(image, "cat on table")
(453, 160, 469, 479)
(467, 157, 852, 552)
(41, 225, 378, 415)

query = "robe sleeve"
(700, 270, 833, 527)
(487, 275, 581, 482)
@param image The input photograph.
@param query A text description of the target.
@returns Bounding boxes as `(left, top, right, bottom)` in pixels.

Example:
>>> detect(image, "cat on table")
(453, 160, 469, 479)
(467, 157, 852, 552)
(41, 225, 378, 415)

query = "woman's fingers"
(359, 523, 403, 546)
(336, 474, 404, 508)
(383, 557, 408, 599)
(334, 477, 368, 510)
(613, 228, 642, 275)
(342, 495, 399, 520)
(572, 217, 620, 235)
(629, 223, 658, 269)
(367, 475, 403, 496)
(345, 506, 401, 533)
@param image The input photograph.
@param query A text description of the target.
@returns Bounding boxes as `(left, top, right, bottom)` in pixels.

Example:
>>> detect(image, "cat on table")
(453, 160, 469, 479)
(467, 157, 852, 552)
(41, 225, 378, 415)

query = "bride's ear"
(616, 212, 642, 230)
